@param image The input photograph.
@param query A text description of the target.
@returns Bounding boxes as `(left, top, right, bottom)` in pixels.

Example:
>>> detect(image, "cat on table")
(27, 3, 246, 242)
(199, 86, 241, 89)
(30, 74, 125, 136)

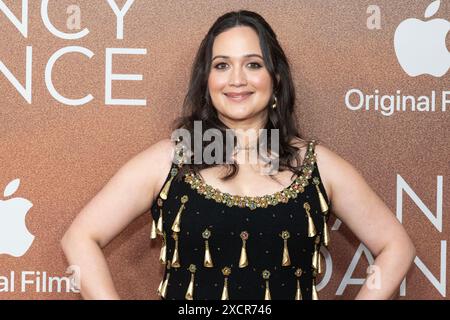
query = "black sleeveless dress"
(149, 140, 331, 300)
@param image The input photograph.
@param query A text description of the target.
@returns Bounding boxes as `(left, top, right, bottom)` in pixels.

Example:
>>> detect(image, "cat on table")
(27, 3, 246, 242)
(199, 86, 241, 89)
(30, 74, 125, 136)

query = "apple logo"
(394, 0, 450, 77)
(0, 178, 34, 257)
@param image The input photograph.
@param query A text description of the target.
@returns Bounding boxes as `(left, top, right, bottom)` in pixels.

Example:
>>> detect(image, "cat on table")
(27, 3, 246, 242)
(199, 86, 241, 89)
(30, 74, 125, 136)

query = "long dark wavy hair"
(172, 10, 314, 183)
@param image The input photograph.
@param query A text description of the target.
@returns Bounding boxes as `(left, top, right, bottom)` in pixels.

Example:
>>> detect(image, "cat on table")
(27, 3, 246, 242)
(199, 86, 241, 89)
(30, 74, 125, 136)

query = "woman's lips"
(224, 92, 253, 103)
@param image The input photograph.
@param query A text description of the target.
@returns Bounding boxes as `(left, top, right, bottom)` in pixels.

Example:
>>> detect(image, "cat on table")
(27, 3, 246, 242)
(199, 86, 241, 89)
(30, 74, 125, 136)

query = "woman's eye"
(214, 63, 227, 69)
(213, 62, 263, 70)
(248, 62, 263, 69)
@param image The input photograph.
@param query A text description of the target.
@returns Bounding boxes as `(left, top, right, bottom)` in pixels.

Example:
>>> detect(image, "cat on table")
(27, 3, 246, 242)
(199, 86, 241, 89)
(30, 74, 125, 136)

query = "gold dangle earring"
(221, 267, 231, 300)
(303, 202, 317, 237)
(262, 270, 271, 300)
(185, 264, 196, 300)
(171, 195, 188, 233)
(157, 260, 171, 298)
(203, 228, 214, 268)
(171, 232, 180, 268)
(156, 198, 164, 235)
(271, 95, 277, 109)
(313, 177, 330, 247)
(280, 231, 291, 267)
(239, 231, 249, 268)
(295, 268, 303, 300)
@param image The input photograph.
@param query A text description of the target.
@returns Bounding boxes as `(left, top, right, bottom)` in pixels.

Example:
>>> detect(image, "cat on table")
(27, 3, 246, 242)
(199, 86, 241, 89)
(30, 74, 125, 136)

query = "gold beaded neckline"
(183, 141, 317, 210)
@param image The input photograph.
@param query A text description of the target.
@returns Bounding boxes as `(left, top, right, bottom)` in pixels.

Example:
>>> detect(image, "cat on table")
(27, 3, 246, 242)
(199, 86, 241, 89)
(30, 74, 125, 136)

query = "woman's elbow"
(60, 229, 75, 253)
(402, 234, 416, 268)
(408, 239, 416, 264)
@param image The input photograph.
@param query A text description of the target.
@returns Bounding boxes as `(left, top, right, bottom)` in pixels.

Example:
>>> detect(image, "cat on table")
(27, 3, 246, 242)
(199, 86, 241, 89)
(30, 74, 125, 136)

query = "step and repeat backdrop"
(0, 0, 448, 299)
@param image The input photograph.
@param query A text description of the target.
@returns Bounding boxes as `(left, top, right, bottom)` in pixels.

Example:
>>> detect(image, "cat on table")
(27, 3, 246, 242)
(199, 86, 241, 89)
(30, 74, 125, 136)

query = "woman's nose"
(229, 67, 247, 86)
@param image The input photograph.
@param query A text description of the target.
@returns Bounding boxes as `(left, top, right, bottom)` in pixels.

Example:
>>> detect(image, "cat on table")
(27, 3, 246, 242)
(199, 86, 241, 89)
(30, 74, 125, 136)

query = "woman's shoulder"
(140, 138, 176, 200)
(142, 138, 176, 163)
(309, 140, 362, 206)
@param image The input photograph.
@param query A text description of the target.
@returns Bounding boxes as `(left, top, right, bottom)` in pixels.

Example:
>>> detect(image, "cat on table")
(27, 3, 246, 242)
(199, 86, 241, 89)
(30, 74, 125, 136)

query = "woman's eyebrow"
(212, 54, 263, 61)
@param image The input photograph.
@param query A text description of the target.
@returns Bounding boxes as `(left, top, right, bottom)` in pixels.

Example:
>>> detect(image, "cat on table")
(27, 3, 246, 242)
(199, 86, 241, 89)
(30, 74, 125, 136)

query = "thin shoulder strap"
(309, 140, 317, 156)
(158, 140, 186, 200)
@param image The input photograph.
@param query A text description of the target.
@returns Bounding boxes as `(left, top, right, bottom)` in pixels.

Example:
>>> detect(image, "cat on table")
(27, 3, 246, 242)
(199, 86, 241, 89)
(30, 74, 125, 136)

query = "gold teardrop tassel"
(303, 202, 317, 237)
(202, 228, 214, 268)
(239, 231, 249, 268)
(159, 167, 178, 200)
(159, 232, 167, 264)
(323, 216, 330, 247)
(262, 270, 271, 300)
(313, 177, 329, 214)
(221, 267, 231, 300)
(313, 177, 331, 247)
(312, 236, 320, 272)
(312, 275, 319, 300)
(317, 251, 323, 275)
(171, 195, 188, 233)
(157, 277, 164, 296)
(156, 198, 164, 235)
(295, 268, 303, 300)
(185, 264, 196, 300)
(280, 231, 291, 266)
(171, 232, 180, 268)
(158, 260, 171, 298)
(150, 219, 157, 239)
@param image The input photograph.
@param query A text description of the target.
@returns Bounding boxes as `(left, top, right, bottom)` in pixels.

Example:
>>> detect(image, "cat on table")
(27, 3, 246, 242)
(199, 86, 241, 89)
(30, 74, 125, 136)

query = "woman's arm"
(60, 138, 175, 300)
(315, 144, 416, 300)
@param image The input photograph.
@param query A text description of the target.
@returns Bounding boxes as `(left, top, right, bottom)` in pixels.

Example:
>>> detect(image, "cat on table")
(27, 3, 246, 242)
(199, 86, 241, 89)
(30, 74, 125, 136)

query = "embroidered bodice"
(150, 140, 331, 300)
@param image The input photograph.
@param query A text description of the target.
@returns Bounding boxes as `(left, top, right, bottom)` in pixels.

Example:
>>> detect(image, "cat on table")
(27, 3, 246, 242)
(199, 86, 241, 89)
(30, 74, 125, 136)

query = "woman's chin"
(223, 110, 254, 121)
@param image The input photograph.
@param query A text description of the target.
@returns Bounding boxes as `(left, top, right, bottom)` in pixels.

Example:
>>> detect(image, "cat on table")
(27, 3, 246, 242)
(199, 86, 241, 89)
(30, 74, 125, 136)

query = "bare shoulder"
(313, 142, 363, 205)
(116, 138, 175, 197)
(142, 138, 176, 199)
(141, 138, 175, 162)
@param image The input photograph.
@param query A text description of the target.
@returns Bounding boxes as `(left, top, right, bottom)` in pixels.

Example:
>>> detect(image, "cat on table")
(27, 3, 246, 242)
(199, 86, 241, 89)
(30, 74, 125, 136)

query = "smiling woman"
(208, 27, 274, 125)
(60, 9, 415, 301)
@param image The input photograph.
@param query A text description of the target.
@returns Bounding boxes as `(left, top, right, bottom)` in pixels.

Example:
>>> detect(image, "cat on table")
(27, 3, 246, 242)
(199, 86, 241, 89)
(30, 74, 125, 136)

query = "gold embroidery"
(183, 141, 317, 210)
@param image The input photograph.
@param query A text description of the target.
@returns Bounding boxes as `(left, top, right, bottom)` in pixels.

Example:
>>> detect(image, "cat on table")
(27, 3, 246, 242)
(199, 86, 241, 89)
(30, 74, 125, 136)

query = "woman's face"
(208, 26, 273, 129)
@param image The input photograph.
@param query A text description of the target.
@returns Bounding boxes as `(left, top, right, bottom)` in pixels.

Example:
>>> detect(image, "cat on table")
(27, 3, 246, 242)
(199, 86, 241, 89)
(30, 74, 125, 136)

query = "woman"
(61, 10, 415, 300)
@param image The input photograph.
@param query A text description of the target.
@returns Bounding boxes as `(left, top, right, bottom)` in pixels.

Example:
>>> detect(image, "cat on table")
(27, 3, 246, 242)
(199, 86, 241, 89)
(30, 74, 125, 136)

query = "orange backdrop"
(0, 0, 449, 299)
